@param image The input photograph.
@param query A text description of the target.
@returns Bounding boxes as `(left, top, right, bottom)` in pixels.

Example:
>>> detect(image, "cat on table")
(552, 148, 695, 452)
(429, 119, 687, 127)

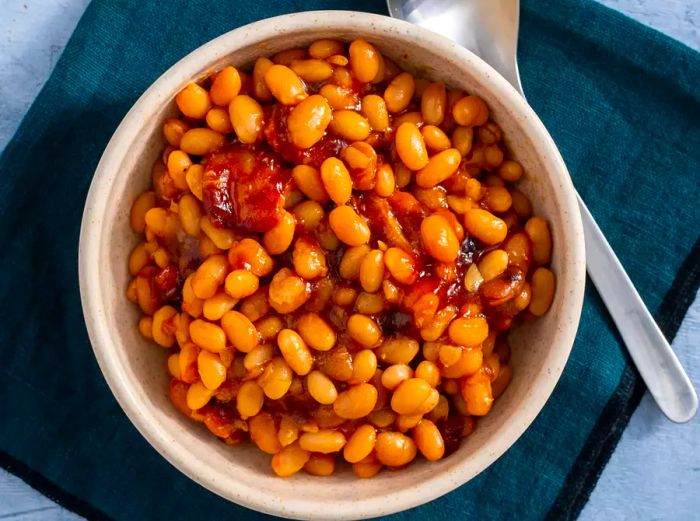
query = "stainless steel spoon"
(387, 0, 697, 423)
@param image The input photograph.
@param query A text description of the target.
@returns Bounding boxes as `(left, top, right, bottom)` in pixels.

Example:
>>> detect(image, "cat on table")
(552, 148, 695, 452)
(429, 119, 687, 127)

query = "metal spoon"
(387, 0, 697, 423)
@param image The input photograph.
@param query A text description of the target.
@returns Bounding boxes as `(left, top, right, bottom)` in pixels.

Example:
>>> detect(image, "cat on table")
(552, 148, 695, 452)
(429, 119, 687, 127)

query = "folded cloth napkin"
(0, 0, 697, 519)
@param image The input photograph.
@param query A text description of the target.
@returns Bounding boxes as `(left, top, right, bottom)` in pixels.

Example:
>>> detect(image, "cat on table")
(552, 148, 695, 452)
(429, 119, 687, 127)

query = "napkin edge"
(547, 237, 700, 520)
(0, 448, 112, 521)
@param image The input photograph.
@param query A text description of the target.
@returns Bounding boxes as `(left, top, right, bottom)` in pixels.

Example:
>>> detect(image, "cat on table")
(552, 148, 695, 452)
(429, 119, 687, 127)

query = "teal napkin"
(0, 0, 698, 519)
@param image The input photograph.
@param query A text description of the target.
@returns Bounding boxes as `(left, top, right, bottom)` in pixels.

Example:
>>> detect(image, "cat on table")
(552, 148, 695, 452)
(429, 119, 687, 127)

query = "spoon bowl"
(387, 0, 524, 94)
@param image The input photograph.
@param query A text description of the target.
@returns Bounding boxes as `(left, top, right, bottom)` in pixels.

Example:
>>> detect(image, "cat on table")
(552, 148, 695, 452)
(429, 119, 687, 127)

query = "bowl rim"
(79, 10, 585, 520)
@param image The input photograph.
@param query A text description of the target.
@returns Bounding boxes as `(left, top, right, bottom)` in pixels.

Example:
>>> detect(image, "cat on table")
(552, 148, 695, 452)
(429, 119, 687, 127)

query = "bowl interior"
(81, 12, 584, 520)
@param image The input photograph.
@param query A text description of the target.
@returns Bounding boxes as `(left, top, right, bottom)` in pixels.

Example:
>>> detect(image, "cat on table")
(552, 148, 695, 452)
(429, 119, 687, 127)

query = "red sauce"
(203, 144, 290, 233)
(153, 264, 181, 303)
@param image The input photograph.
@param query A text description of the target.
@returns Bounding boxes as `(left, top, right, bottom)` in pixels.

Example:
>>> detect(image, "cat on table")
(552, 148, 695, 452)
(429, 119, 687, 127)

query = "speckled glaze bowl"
(79, 11, 585, 520)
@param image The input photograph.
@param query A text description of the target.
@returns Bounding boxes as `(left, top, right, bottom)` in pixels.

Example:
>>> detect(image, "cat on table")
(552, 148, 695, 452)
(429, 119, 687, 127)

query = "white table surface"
(1, 1, 698, 519)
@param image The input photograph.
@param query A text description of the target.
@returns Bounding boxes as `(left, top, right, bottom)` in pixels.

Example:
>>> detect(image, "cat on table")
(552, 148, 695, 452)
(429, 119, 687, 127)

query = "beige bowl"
(79, 11, 585, 520)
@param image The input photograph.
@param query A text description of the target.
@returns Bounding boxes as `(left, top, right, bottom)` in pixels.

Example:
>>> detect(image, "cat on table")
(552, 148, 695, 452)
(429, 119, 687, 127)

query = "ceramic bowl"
(79, 11, 585, 520)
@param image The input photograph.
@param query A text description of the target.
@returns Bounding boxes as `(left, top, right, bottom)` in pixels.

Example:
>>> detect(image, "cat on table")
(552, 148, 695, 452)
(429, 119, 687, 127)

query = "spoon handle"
(577, 193, 698, 422)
